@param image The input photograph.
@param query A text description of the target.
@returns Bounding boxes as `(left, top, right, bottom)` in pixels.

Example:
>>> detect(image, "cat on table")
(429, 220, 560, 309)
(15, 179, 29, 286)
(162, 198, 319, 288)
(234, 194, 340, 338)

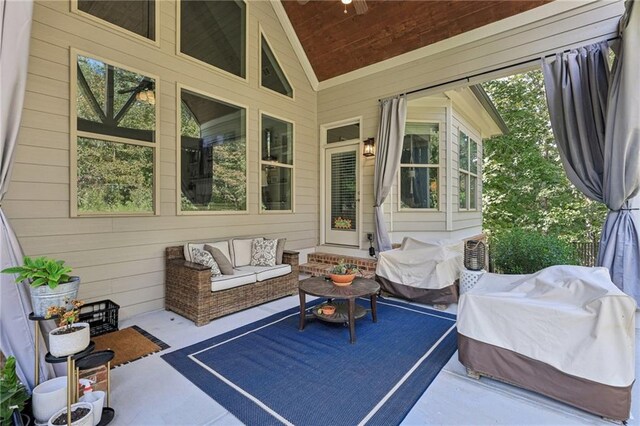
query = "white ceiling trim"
(270, 0, 319, 90)
(316, 0, 605, 91)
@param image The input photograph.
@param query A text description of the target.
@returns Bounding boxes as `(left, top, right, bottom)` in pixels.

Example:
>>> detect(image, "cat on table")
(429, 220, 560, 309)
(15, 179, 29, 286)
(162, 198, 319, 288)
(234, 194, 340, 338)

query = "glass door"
(325, 145, 359, 246)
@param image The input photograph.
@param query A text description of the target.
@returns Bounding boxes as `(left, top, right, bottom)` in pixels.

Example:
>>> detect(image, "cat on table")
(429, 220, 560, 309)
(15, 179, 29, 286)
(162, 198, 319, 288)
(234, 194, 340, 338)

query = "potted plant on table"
(46, 300, 90, 358)
(1, 256, 80, 317)
(328, 259, 361, 286)
(0, 356, 30, 426)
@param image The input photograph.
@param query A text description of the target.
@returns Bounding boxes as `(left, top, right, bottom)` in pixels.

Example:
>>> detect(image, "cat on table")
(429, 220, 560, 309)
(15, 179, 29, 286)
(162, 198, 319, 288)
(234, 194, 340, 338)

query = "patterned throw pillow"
(250, 239, 278, 267)
(191, 247, 222, 276)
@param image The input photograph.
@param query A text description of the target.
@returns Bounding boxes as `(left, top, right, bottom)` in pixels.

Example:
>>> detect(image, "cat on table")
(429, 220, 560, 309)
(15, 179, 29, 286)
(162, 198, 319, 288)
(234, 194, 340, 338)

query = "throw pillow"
(191, 247, 222, 276)
(205, 245, 234, 275)
(232, 237, 263, 267)
(250, 239, 278, 267)
(275, 238, 286, 265)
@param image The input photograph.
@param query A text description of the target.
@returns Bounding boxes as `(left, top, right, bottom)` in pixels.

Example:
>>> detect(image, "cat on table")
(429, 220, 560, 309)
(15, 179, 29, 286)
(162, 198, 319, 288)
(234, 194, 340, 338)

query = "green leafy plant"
(330, 259, 361, 275)
(46, 299, 85, 330)
(491, 229, 579, 274)
(0, 356, 29, 425)
(1, 256, 73, 289)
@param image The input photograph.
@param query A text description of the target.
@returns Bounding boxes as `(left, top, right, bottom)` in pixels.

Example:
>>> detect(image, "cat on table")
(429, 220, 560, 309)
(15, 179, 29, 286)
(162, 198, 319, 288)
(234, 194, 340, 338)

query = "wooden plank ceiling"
(282, 0, 552, 81)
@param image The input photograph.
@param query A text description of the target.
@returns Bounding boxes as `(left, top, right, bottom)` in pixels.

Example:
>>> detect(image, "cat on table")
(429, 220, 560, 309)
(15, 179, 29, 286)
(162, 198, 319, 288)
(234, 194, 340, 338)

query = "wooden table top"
(299, 276, 380, 299)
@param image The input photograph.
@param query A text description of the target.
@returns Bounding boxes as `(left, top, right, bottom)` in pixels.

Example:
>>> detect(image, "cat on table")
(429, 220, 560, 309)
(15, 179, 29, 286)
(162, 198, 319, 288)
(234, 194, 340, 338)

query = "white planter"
(48, 323, 90, 358)
(80, 391, 105, 426)
(32, 377, 67, 424)
(47, 402, 93, 426)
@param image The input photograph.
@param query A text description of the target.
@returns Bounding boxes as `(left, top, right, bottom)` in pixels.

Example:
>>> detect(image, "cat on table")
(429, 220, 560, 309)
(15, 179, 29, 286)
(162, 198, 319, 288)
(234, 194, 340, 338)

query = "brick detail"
(300, 253, 377, 279)
(78, 365, 108, 396)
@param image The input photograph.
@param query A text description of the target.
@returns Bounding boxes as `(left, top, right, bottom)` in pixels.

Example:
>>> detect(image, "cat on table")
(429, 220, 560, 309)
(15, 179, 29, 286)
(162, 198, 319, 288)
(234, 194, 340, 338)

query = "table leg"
(298, 290, 306, 331)
(348, 298, 356, 344)
(370, 294, 378, 323)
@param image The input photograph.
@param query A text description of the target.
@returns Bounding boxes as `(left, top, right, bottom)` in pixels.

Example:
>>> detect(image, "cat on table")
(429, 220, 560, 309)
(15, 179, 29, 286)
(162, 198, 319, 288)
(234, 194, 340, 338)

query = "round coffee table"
(298, 276, 380, 343)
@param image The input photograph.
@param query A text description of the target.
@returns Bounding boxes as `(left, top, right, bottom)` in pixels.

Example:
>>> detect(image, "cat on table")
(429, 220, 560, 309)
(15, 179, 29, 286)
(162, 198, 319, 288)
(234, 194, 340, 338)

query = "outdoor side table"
(460, 269, 486, 294)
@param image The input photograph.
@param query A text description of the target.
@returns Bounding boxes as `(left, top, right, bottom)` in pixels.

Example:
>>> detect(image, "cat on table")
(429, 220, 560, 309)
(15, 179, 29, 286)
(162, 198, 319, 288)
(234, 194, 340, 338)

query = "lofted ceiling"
(282, 0, 552, 82)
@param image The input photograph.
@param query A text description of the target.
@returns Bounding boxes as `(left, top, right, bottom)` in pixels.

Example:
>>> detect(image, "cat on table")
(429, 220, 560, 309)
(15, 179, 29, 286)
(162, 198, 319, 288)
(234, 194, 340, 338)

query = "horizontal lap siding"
(318, 0, 622, 242)
(452, 111, 482, 232)
(6, 0, 318, 319)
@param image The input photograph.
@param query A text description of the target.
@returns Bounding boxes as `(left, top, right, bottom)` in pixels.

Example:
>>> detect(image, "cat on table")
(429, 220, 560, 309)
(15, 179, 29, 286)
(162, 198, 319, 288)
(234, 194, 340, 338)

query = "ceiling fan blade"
(353, 0, 368, 15)
(297, 0, 310, 4)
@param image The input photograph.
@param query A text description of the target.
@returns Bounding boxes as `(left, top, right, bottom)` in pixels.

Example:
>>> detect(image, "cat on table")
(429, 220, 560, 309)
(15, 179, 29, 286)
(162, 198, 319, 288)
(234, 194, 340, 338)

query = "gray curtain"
(0, 0, 53, 390)
(542, 1, 640, 302)
(373, 95, 406, 252)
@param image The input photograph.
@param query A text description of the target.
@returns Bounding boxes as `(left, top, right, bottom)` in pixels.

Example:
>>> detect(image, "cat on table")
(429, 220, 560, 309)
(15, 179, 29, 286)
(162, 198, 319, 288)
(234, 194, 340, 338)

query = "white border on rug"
(187, 301, 456, 425)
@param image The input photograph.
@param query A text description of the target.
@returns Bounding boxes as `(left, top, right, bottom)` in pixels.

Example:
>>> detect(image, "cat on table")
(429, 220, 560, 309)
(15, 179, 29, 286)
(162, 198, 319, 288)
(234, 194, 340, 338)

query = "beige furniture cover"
(458, 265, 636, 387)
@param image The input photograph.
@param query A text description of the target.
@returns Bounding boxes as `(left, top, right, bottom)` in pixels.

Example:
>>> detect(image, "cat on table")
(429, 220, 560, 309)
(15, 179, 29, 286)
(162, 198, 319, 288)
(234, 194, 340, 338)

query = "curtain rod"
(379, 36, 620, 102)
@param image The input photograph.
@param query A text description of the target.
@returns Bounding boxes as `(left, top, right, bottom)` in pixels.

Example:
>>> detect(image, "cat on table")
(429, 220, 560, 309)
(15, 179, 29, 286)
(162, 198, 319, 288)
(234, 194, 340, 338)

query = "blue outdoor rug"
(162, 298, 457, 426)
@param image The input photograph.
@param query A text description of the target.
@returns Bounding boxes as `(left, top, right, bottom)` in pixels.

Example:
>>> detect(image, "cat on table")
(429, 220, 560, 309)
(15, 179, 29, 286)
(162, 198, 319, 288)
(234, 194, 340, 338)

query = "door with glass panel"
(325, 145, 359, 246)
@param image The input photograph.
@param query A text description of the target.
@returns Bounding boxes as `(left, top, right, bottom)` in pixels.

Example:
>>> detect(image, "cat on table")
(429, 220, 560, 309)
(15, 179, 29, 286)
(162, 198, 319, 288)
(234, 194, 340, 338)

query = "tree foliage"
(481, 70, 606, 242)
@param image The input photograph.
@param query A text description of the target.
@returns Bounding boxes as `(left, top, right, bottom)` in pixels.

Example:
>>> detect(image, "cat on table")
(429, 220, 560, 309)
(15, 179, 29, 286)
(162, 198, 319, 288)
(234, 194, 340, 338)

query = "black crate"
(79, 300, 120, 337)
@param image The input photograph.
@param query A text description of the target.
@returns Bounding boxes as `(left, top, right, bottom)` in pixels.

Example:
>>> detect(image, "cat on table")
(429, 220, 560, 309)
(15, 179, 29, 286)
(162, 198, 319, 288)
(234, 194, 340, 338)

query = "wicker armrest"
(282, 250, 299, 267)
(173, 260, 210, 271)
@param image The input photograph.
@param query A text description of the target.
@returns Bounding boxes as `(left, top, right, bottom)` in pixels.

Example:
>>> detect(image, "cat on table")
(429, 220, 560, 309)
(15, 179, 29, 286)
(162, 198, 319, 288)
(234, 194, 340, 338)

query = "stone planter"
(30, 277, 80, 317)
(48, 323, 90, 358)
(47, 402, 93, 426)
(32, 376, 67, 424)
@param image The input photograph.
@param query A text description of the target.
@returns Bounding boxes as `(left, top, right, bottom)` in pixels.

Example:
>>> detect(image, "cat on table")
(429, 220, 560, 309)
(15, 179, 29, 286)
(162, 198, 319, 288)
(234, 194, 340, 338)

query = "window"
(261, 34, 293, 98)
(179, 88, 247, 212)
(400, 122, 439, 209)
(261, 114, 293, 211)
(459, 131, 479, 210)
(326, 123, 360, 144)
(77, 0, 156, 41)
(74, 54, 157, 215)
(180, 0, 246, 78)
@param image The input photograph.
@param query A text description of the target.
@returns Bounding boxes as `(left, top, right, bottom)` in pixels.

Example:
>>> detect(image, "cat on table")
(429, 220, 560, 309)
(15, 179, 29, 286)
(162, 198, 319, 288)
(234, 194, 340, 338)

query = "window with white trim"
(261, 114, 293, 211)
(77, 0, 156, 41)
(459, 131, 478, 210)
(74, 54, 157, 215)
(400, 122, 439, 209)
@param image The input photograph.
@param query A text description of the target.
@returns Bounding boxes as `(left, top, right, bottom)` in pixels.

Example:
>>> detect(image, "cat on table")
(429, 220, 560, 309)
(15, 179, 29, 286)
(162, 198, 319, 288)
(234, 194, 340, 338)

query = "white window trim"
(458, 130, 479, 212)
(398, 120, 442, 212)
(259, 111, 295, 214)
(320, 117, 363, 147)
(70, 49, 160, 217)
(176, 83, 250, 216)
(70, 0, 161, 47)
(258, 25, 295, 101)
(175, 0, 249, 84)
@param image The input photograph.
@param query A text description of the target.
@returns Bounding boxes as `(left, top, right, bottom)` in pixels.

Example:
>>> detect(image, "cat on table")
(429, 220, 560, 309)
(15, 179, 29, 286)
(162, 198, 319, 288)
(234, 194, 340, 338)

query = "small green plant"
(0, 356, 29, 425)
(1, 256, 73, 289)
(330, 259, 361, 275)
(46, 299, 85, 330)
(491, 229, 579, 274)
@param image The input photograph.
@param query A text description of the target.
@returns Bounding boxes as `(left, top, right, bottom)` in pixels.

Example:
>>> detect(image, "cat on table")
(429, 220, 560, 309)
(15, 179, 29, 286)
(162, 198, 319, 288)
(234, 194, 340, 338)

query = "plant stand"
(75, 351, 116, 426)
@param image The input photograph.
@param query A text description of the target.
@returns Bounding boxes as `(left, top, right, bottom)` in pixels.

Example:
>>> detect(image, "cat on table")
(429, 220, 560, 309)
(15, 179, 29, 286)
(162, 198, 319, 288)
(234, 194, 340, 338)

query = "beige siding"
(317, 0, 622, 243)
(6, 0, 318, 319)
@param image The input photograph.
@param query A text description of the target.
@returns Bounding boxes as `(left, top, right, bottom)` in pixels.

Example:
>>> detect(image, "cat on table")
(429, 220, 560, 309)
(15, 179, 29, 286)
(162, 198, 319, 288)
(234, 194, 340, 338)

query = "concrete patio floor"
(110, 295, 639, 425)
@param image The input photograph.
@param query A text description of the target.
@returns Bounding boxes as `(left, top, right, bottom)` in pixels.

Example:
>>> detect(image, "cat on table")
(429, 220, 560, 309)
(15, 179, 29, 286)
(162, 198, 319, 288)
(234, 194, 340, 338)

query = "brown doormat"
(93, 325, 170, 368)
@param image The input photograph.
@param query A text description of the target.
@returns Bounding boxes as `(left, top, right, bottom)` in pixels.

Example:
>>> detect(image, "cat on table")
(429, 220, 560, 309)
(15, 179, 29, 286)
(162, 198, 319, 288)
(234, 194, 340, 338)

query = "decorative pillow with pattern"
(191, 247, 222, 276)
(250, 239, 278, 267)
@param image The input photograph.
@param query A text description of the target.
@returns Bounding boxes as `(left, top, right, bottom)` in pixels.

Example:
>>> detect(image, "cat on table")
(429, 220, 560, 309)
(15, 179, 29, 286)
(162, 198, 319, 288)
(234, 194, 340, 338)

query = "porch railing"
(487, 240, 600, 272)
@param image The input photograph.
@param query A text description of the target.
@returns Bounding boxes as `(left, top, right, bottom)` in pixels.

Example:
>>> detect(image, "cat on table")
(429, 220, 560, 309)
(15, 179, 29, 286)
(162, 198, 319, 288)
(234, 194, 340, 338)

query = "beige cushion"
(231, 237, 263, 267)
(276, 238, 286, 265)
(235, 265, 292, 282)
(210, 270, 256, 292)
(184, 241, 231, 264)
(205, 245, 234, 275)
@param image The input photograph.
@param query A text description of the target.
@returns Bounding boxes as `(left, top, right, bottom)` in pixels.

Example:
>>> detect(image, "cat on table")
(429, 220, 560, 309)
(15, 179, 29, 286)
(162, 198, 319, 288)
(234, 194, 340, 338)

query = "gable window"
(73, 54, 157, 216)
(261, 34, 293, 98)
(76, 0, 156, 41)
(261, 114, 293, 212)
(400, 122, 439, 209)
(179, 88, 247, 213)
(180, 0, 246, 78)
(459, 131, 478, 210)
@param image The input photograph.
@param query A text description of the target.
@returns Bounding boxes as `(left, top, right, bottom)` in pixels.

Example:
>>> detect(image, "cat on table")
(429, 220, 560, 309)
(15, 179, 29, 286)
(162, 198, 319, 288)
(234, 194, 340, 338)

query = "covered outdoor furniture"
(458, 265, 636, 421)
(375, 237, 463, 305)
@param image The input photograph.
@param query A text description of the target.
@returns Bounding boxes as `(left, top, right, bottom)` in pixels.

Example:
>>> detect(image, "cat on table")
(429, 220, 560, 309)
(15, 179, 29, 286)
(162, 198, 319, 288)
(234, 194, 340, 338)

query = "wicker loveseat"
(165, 244, 299, 326)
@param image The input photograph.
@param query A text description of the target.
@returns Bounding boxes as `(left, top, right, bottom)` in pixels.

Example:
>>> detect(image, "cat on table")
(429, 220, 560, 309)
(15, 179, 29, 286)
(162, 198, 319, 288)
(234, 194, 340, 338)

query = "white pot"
(32, 377, 68, 424)
(47, 402, 93, 426)
(79, 391, 104, 426)
(48, 323, 90, 357)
